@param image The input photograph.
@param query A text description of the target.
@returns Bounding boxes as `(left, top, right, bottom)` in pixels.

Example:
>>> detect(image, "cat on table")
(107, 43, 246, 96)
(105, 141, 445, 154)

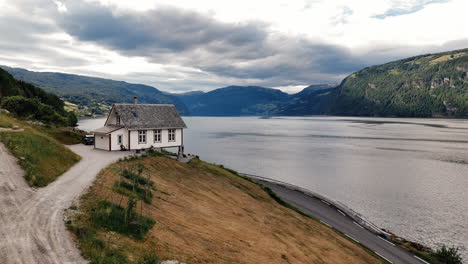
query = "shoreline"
(242, 173, 391, 238)
(242, 173, 435, 264)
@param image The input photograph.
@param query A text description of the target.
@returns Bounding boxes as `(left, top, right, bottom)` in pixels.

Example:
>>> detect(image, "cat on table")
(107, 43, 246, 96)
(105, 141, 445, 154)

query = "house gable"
(104, 105, 126, 127)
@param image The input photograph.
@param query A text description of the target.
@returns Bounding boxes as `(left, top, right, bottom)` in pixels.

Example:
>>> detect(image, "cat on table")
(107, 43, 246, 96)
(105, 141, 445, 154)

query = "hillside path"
(0, 144, 129, 264)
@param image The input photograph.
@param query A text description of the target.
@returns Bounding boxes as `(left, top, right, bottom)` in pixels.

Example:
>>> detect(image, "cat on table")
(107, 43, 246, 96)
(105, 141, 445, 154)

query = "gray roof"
(112, 104, 187, 129)
(93, 125, 124, 134)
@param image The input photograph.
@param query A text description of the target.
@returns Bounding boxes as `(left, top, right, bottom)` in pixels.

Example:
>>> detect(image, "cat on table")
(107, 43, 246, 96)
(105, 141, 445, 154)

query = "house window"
(138, 130, 146, 144)
(116, 115, 120, 125)
(154, 129, 161, 143)
(117, 134, 123, 145)
(168, 129, 176, 142)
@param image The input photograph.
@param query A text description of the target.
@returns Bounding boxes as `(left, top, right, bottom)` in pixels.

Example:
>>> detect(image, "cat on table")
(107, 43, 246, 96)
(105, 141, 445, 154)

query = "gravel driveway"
(0, 143, 129, 264)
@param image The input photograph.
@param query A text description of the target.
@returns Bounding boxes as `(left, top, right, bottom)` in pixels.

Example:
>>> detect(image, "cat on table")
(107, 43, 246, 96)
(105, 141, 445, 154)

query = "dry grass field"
(69, 154, 381, 264)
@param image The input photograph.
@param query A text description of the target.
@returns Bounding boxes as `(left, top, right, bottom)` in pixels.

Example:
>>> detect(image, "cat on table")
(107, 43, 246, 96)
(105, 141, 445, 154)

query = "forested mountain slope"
(0, 68, 76, 125)
(331, 49, 468, 117)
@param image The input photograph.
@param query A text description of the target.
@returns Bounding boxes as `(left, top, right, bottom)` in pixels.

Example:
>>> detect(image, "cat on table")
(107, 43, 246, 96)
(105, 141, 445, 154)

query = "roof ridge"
(112, 103, 187, 129)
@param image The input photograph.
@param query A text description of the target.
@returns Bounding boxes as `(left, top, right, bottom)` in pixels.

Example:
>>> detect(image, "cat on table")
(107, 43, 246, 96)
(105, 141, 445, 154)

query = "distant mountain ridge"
(173, 86, 292, 116)
(1, 66, 188, 115)
(3, 47, 466, 118)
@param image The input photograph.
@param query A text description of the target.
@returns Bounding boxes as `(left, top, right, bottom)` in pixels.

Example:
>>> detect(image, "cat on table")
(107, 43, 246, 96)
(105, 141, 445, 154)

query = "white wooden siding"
(94, 134, 109, 150)
(128, 128, 182, 150)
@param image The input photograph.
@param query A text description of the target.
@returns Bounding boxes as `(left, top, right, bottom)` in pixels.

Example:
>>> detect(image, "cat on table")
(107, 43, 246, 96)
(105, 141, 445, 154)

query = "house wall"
(109, 128, 128, 151)
(95, 134, 110, 150)
(129, 128, 183, 150)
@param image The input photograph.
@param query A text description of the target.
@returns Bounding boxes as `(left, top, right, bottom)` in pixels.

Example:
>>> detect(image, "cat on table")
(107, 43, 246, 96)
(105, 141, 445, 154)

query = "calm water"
(79, 116, 468, 259)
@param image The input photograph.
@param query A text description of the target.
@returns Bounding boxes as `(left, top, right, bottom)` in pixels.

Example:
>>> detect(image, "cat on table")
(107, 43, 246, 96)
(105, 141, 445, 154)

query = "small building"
(92, 98, 187, 154)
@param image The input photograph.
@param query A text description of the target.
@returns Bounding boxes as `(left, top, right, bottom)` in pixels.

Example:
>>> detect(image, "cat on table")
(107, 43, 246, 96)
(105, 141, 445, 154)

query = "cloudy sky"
(0, 0, 467, 93)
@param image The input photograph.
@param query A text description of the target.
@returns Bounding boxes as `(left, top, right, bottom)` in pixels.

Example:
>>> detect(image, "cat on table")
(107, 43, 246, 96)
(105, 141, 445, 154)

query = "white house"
(92, 98, 187, 153)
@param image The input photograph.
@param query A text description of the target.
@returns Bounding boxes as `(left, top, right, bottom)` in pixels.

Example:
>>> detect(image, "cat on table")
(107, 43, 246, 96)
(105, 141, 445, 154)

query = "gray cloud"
(59, 2, 269, 55)
(53, 1, 368, 86)
(0, 4, 92, 68)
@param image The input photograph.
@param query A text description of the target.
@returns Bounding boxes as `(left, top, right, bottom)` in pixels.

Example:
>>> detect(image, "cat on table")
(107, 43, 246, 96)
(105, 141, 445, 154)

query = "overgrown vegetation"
(0, 68, 77, 126)
(68, 163, 157, 264)
(0, 113, 80, 187)
(90, 200, 155, 240)
(332, 48, 468, 117)
(432, 246, 463, 264)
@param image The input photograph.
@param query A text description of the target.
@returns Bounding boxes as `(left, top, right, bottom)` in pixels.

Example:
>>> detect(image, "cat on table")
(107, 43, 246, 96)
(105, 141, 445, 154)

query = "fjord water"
(79, 116, 468, 258)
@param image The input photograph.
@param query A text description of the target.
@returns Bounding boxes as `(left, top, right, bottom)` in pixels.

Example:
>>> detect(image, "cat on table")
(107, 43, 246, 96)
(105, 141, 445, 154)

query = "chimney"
(133, 96, 138, 104)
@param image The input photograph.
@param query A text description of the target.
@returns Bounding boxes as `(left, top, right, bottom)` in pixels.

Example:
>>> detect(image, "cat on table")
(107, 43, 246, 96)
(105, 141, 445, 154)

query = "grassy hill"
(0, 69, 83, 186)
(1, 66, 189, 116)
(174, 86, 290, 116)
(331, 48, 468, 117)
(0, 113, 81, 187)
(67, 153, 382, 264)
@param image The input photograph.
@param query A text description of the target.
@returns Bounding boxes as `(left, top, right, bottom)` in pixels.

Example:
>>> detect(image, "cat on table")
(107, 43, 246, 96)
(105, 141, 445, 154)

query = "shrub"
(113, 181, 153, 204)
(138, 253, 160, 264)
(432, 246, 463, 264)
(121, 169, 154, 187)
(90, 200, 155, 240)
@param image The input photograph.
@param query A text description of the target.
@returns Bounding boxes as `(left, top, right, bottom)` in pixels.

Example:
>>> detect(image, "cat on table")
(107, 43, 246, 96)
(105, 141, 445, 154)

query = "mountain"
(277, 85, 338, 116)
(294, 84, 338, 97)
(174, 86, 290, 116)
(3, 48, 466, 118)
(331, 48, 468, 117)
(1, 66, 188, 115)
(0, 68, 76, 125)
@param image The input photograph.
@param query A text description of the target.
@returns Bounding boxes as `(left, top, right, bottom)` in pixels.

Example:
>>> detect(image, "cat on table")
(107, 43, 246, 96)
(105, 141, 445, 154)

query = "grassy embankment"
(0, 113, 81, 187)
(67, 152, 383, 264)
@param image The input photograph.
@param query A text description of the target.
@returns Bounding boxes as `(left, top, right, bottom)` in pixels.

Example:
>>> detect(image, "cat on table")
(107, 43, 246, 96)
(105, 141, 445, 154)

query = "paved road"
(0, 144, 129, 264)
(255, 179, 429, 264)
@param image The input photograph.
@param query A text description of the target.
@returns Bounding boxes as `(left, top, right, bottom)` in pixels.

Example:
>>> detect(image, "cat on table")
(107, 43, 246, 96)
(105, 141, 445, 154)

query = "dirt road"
(0, 144, 129, 264)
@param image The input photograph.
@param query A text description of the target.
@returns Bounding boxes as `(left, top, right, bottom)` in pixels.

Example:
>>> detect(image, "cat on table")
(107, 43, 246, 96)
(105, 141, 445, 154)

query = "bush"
(77, 228, 128, 264)
(113, 180, 153, 204)
(431, 246, 463, 264)
(138, 253, 160, 264)
(91, 200, 155, 240)
(121, 169, 154, 187)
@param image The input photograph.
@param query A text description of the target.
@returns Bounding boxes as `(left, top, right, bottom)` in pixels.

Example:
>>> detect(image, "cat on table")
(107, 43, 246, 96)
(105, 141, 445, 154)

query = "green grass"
(113, 181, 153, 204)
(0, 113, 81, 187)
(34, 126, 86, 145)
(120, 169, 155, 187)
(0, 114, 14, 128)
(67, 225, 129, 264)
(90, 200, 155, 240)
